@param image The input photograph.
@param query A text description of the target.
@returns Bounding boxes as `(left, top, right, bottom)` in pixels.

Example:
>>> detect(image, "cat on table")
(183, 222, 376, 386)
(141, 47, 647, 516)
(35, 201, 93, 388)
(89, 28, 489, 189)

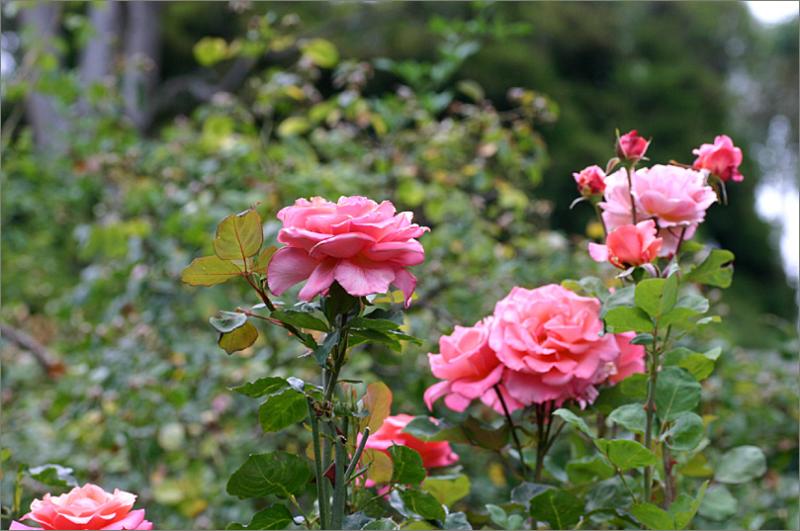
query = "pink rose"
(424, 317, 522, 415)
(488, 284, 621, 407)
(588, 220, 662, 269)
(364, 414, 459, 470)
(573, 165, 606, 195)
(11, 484, 153, 530)
(267, 196, 428, 306)
(616, 130, 650, 162)
(599, 165, 716, 255)
(608, 332, 646, 384)
(692, 134, 744, 182)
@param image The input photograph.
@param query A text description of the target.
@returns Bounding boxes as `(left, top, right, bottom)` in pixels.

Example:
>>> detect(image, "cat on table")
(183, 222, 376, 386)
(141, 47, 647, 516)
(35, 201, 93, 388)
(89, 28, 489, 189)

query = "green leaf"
(362, 518, 399, 530)
(594, 439, 658, 471)
(630, 502, 674, 530)
(28, 464, 77, 488)
(698, 484, 737, 521)
(181, 255, 241, 286)
(604, 306, 653, 333)
(461, 416, 509, 450)
(252, 246, 277, 275)
(270, 309, 329, 332)
(389, 446, 426, 485)
(635, 278, 669, 318)
(258, 390, 307, 432)
(313, 329, 340, 366)
(663, 348, 717, 381)
(214, 209, 263, 261)
(600, 285, 635, 316)
(486, 504, 508, 528)
(565, 455, 615, 485)
(529, 488, 583, 529)
(661, 412, 704, 451)
(232, 377, 289, 398)
(607, 403, 646, 435)
(655, 367, 701, 421)
(443, 512, 472, 530)
(629, 333, 654, 345)
(620, 373, 648, 400)
(194, 37, 228, 66)
(361, 381, 392, 433)
(227, 504, 293, 530)
(714, 445, 767, 484)
(350, 316, 402, 332)
(400, 488, 445, 521)
(670, 482, 708, 529)
(301, 38, 339, 68)
(686, 249, 735, 288)
(552, 408, 593, 438)
(209, 310, 247, 333)
(227, 452, 311, 499)
(219, 322, 258, 354)
(422, 474, 470, 506)
(349, 328, 402, 351)
(277, 116, 312, 137)
(402, 417, 469, 444)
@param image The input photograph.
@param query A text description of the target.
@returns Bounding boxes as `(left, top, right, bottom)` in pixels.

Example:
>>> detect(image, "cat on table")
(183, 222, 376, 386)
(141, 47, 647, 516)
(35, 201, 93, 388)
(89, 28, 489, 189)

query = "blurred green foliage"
(1, 2, 797, 530)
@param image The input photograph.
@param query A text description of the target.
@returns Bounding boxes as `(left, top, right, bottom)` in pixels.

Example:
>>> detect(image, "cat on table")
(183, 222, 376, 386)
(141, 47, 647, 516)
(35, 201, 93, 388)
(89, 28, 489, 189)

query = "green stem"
(533, 401, 555, 483)
(592, 201, 608, 237)
(643, 339, 660, 501)
(307, 400, 328, 529)
(345, 427, 371, 481)
(494, 385, 527, 478)
(331, 425, 347, 529)
(626, 165, 638, 224)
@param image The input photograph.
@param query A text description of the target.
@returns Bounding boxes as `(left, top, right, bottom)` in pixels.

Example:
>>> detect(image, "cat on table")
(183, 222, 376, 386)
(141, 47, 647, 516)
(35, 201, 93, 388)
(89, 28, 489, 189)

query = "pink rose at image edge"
(487, 284, 622, 408)
(423, 317, 523, 415)
(692, 134, 744, 182)
(573, 165, 606, 195)
(10, 484, 153, 531)
(588, 220, 662, 269)
(616, 129, 650, 162)
(267, 196, 429, 307)
(364, 414, 459, 470)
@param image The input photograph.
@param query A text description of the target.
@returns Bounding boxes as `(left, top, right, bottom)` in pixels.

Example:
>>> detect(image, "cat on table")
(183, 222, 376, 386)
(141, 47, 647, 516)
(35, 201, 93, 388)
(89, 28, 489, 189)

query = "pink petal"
(588, 242, 609, 263)
(362, 241, 425, 265)
(277, 227, 330, 251)
(443, 393, 472, 412)
(309, 233, 375, 259)
(10, 522, 38, 530)
(101, 509, 147, 530)
(334, 260, 395, 298)
(392, 268, 417, 307)
(298, 259, 337, 301)
(424, 381, 451, 410)
(267, 247, 319, 295)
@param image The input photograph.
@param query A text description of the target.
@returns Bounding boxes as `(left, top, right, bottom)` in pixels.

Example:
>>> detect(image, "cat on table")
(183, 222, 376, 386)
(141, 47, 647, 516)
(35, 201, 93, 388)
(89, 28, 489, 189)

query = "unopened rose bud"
(692, 134, 744, 182)
(572, 165, 606, 196)
(616, 129, 650, 163)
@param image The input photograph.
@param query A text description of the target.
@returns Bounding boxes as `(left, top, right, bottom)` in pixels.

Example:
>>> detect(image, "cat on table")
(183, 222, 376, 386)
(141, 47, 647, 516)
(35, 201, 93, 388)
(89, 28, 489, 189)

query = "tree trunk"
(122, 1, 161, 132)
(19, 2, 68, 153)
(80, 0, 122, 87)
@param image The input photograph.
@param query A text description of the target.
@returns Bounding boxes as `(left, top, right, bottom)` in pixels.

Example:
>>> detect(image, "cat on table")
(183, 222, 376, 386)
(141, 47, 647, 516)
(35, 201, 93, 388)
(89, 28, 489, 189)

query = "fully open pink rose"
(573, 165, 606, 195)
(600, 165, 715, 255)
(692, 134, 744, 182)
(609, 332, 646, 384)
(267, 196, 429, 306)
(488, 284, 621, 407)
(11, 484, 152, 530)
(365, 414, 459, 470)
(589, 220, 662, 269)
(424, 317, 523, 415)
(616, 130, 650, 162)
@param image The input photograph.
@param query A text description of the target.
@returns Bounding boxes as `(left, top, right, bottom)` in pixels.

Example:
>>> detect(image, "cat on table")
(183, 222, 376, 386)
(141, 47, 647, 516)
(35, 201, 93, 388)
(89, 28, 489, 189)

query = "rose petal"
(267, 247, 319, 295)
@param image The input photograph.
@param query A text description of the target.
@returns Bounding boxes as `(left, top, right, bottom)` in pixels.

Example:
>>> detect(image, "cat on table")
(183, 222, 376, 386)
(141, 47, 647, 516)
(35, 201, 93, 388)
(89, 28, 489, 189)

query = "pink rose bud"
(267, 196, 429, 307)
(692, 134, 744, 182)
(588, 220, 663, 269)
(10, 484, 153, 530)
(572, 165, 607, 195)
(616, 129, 650, 163)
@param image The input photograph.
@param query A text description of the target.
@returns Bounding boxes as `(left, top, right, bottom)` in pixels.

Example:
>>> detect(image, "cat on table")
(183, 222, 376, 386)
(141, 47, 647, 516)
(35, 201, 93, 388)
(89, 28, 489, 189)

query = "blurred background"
(1, 1, 797, 529)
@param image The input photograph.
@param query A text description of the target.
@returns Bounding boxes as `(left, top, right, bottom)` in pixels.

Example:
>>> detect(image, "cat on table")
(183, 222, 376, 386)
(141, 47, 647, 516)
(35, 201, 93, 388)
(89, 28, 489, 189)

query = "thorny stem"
(643, 326, 661, 502)
(494, 385, 527, 478)
(533, 401, 556, 482)
(626, 165, 638, 224)
(307, 400, 328, 529)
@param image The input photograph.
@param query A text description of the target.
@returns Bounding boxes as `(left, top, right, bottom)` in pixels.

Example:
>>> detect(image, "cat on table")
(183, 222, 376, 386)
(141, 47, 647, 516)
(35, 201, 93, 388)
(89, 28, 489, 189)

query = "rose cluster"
(425, 284, 645, 412)
(573, 131, 744, 269)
